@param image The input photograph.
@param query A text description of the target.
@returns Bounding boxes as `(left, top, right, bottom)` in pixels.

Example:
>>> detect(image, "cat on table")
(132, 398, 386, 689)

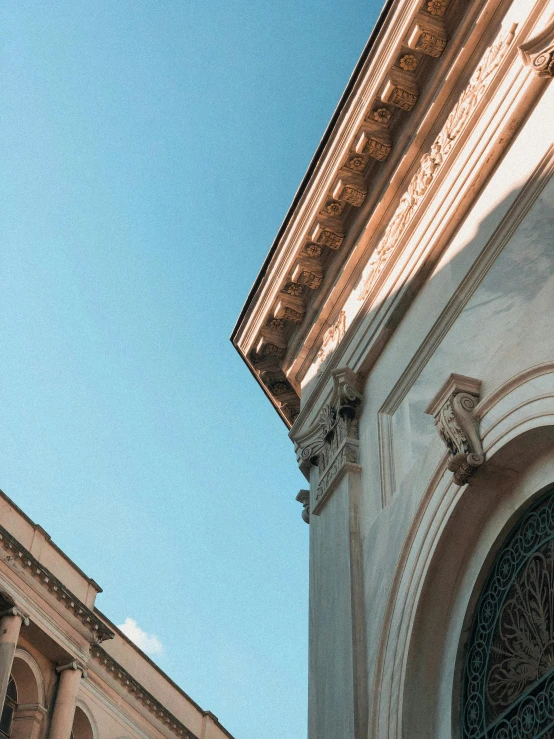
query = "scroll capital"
(56, 660, 88, 678)
(295, 368, 363, 512)
(519, 16, 554, 77)
(0, 607, 30, 626)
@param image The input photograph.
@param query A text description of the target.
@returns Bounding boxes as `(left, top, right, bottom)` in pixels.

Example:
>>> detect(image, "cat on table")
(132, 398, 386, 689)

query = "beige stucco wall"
(0, 490, 232, 739)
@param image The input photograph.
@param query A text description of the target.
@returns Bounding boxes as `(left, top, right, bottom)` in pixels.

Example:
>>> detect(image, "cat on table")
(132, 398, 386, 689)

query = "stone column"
(0, 608, 29, 712)
(49, 662, 87, 739)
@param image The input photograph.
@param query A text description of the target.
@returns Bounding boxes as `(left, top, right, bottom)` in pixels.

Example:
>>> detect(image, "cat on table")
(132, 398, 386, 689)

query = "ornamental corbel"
(519, 16, 554, 77)
(406, 15, 448, 58)
(425, 374, 484, 486)
(296, 490, 310, 524)
(295, 368, 363, 513)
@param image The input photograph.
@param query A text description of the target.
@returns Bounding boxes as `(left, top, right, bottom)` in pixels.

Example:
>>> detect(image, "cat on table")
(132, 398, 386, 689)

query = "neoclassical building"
(232, 0, 554, 736)
(0, 491, 232, 739)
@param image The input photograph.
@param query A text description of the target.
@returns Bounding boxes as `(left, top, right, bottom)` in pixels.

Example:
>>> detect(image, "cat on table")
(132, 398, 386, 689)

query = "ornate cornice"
(295, 368, 363, 513)
(310, 22, 517, 377)
(233, 0, 461, 426)
(91, 646, 198, 739)
(0, 525, 113, 644)
(425, 374, 484, 485)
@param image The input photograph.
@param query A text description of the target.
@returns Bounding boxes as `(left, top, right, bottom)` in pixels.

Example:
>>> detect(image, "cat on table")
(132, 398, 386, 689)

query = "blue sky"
(0, 3, 380, 738)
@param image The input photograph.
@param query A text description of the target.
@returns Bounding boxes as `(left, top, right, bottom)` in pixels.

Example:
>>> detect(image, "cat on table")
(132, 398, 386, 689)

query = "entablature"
(233, 0, 554, 429)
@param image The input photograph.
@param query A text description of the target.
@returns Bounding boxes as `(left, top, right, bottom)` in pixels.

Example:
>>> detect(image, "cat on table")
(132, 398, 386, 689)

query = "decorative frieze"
(381, 74, 419, 111)
(356, 25, 516, 305)
(425, 374, 484, 486)
(297, 369, 363, 513)
(296, 490, 310, 523)
(314, 310, 347, 370)
(310, 219, 345, 250)
(291, 257, 324, 290)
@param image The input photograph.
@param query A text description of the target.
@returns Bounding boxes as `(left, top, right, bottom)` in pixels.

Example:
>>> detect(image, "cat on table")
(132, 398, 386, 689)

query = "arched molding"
(73, 700, 98, 739)
(371, 364, 554, 739)
(11, 649, 45, 706)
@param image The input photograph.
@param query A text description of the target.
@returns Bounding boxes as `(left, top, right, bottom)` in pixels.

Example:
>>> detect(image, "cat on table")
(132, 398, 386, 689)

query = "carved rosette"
(426, 374, 484, 485)
(296, 369, 363, 514)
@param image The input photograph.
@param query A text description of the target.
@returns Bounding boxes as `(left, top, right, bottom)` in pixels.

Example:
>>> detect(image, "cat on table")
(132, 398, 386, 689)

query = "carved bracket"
(520, 15, 554, 77)
(425, 374, 484, 486)
(296, 490, 310, 524)
(295, 368, 363, 513)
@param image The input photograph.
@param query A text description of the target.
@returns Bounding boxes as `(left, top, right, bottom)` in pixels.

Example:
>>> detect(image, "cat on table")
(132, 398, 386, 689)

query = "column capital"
(56, 660, 88, 678)
(295, 368, 363, 514)
(0, 607, 30, 626)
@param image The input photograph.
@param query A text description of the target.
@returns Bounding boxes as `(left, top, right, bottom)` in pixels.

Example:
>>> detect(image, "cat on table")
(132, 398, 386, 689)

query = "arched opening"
(9, 652, 45, 739)
(462, 484, 554, 738)
(71, 705, 94, 739)
(0, 677, 17, 738)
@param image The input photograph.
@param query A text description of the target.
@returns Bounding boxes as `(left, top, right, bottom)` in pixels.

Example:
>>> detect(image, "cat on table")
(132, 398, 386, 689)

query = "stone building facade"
(232, 0, 554, 736)
(0, 492, 231, 739)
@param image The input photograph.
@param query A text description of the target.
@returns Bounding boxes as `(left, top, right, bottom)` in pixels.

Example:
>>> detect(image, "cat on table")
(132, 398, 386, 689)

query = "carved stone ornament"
(314, 310, 347, 371)
(406, 18, 448, 58)
(296, 489, 310, 523)
(310, 219, 344, 250)
(519, 15, 554, 77)
(332, 174, 367, 207)
(354, 127, 392, 161)
(425, 374, 484, 485)
(296, 368, 363, 514)
(381, 74, 419, 111)
(357, 25, 516, 305)
(291, 257, 324, 290)
(274, 293, 305, 324)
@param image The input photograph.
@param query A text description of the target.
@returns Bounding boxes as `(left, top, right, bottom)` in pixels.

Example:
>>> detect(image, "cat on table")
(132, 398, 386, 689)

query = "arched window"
(0, 677, 18, 738)
(462, 487, 554, 738)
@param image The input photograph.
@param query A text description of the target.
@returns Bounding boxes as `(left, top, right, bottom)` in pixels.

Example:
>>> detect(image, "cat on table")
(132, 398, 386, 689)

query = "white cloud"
(117, 618, 164, 656)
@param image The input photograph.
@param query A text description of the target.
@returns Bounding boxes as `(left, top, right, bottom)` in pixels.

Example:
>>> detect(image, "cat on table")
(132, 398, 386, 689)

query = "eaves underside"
(231, 0, 485, 427)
